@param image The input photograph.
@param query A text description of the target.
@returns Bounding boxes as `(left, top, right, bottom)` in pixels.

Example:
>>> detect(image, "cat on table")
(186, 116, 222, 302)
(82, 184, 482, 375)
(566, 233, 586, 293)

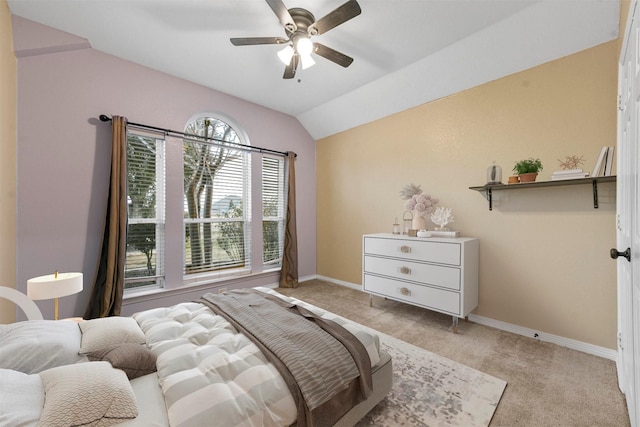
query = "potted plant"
(513, 158, 543, 183)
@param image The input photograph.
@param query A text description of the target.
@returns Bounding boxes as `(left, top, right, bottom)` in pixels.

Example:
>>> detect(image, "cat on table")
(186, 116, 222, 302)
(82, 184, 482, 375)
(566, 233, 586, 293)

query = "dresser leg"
(451, 316, 459, 334)
(368, 294, 373, 307)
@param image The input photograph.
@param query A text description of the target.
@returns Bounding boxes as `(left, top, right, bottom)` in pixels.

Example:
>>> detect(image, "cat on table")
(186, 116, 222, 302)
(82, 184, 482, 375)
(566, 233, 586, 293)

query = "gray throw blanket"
(200, 289, 372, 427)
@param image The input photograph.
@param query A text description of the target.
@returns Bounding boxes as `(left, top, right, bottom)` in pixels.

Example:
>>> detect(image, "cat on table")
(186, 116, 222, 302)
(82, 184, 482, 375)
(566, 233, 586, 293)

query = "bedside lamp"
(27, 271, 83, 320)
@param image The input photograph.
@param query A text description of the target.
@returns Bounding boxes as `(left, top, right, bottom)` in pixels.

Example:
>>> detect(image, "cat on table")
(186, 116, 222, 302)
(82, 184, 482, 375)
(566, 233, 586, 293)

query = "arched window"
(182, 116, 251, 276)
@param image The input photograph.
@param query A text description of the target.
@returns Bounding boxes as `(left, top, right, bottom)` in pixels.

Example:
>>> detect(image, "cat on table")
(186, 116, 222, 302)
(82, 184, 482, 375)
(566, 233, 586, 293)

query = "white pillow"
(0, 369, 44, 426)
(0, 320, 87, 374)
(79, 317, 146, 354)
(39, 361, 138, 427)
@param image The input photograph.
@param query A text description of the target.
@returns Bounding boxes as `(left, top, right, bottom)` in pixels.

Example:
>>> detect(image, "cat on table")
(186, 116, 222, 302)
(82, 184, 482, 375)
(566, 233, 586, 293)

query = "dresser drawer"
(363, 255, 461, 291)
(364, 237, 461, 266)
(364, 274, 460, 315)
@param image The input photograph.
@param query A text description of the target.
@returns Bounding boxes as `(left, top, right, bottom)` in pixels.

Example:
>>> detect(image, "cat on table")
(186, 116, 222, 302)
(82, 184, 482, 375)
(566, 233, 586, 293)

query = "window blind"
(183, 118, 251, 276)
(124, 132, 166, 289)
(262, 155, 286, 266)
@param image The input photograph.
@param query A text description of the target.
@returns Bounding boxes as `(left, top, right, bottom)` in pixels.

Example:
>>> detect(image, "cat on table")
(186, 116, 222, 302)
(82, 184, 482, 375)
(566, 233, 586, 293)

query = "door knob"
(610, 247, 631, 262)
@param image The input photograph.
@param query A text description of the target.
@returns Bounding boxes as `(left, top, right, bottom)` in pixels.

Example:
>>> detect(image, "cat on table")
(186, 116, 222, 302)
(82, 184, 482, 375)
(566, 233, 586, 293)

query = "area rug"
(356, 331, 507, 427)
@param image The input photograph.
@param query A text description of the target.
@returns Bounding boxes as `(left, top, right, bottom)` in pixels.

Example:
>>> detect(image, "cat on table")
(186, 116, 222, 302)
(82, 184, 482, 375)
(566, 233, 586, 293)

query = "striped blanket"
(201, 289, 372, 426)
(132, 287, 381, 427)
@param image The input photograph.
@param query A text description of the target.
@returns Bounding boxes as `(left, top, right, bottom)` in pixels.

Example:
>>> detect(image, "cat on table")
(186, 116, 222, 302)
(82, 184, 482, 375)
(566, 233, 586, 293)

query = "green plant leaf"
(512, 158, 543, 174)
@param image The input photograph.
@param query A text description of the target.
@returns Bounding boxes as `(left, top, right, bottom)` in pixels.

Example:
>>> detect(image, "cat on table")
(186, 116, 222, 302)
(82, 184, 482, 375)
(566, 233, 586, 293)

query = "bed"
(0, 286, 392, 427)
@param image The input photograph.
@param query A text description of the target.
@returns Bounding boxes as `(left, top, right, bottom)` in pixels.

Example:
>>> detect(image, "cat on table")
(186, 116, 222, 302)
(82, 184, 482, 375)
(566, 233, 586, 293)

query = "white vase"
(412, 214, 426, 230)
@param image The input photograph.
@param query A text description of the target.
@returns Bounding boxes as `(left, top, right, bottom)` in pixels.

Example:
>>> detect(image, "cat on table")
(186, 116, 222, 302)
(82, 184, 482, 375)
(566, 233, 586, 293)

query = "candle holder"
(402, 211, 413, 235)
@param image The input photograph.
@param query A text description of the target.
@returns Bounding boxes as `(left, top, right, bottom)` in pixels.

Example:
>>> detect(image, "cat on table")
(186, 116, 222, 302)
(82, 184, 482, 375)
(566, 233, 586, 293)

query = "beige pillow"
(38, 361, 138, 427)
(79, 317, 146, 354)
(87, 343, 157, 380)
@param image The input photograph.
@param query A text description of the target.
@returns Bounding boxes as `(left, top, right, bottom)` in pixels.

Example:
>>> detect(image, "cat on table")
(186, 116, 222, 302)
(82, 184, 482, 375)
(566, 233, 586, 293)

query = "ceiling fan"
(230, 0, 361, 79)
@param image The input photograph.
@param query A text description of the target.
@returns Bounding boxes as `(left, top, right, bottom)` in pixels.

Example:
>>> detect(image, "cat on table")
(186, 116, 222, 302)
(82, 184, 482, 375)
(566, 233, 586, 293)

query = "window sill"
(122, 269, 282, 305)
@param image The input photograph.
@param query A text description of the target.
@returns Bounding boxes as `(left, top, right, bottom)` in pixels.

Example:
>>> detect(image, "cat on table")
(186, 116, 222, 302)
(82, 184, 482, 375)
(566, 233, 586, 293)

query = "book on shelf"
(551, 171, 590, 180)
(591, 146, 608, 177)
(552, 168, 584, 175)
(591, 146, 616, 177)
(604, 146, 615, 176)
(551, 168, 589, 180)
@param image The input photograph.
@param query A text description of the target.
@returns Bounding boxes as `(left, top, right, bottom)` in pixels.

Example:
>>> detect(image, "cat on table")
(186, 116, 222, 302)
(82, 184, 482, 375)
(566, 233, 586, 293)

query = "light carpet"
(357, 330, 507, 427)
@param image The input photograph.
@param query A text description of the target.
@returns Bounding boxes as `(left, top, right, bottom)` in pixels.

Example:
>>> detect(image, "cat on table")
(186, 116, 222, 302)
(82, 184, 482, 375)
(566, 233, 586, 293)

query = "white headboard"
(0, 286, 43, 321)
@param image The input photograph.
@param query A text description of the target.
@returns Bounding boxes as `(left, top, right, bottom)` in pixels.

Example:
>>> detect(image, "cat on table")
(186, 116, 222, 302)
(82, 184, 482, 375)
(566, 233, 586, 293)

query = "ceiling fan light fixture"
(295, 36, 313, 57)
(300, 53, 316, 70)
(277, 45, 295, 65)
(232, 0, 361, 79)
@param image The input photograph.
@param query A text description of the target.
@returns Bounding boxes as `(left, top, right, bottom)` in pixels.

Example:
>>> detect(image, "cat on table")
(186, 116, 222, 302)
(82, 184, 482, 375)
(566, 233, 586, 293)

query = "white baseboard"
(312, 275, 618, 361)
(314, 274, 362, 290)
(469, 314, 617, 361)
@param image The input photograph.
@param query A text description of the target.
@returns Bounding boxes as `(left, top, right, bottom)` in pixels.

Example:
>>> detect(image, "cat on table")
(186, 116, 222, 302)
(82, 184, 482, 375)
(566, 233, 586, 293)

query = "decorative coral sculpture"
(430, 206, 455, 231)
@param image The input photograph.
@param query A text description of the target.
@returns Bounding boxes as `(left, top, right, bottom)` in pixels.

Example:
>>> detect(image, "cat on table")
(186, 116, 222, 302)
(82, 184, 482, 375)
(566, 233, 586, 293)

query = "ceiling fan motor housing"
(286, 8, 316, 39)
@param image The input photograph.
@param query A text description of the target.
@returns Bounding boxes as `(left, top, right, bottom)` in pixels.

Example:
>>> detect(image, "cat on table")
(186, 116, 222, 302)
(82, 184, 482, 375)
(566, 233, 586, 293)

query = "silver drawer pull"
(400, 266, 411, 275)
(400, 245, 411, 253)
(400, 287, 411, 296)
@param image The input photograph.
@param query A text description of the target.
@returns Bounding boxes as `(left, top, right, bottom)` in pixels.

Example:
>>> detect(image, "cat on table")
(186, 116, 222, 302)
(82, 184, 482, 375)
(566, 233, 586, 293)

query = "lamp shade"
(27, 272, 83, 300)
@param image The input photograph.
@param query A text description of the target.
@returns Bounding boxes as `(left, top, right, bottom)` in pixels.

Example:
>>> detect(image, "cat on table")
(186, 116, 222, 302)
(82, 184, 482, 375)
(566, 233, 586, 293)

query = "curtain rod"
(98, 115, 295, 158)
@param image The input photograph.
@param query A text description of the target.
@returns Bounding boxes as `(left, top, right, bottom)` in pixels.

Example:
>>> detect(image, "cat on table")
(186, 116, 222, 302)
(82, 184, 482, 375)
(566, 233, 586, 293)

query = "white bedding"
(0, 287, 382, 427)
(0, 369, 44, 426)
(132, 287, 381, 427)
(134, 301, 297, 427)
(0, 320, 87, 373)
(120, 373, 169, 427)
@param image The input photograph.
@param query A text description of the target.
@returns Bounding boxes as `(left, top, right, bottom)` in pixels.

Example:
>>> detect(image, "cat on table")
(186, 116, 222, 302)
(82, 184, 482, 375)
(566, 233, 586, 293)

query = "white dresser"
(362, 233, 479, 331)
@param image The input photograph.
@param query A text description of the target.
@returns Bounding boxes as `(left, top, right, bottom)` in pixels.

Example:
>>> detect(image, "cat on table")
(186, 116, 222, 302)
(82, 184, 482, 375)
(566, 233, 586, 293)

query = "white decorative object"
(486, 161, 502, 184)
(412, 215, 426, 230)
(402, 211, 413, 235)
(429, 230, 460, 238)
(430, 206, 455, 231)
(416, 230, 431, 238)
(392, 217, 400, 234)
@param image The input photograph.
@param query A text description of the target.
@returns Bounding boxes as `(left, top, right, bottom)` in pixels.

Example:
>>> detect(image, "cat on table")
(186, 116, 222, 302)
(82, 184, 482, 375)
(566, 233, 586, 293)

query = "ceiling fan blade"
(230, 37, 288, 46)
(283, 55, 298, 79)
(310, 0, 361, 35)
(313, 43, 354, 68)
(265, 0, 297, 32)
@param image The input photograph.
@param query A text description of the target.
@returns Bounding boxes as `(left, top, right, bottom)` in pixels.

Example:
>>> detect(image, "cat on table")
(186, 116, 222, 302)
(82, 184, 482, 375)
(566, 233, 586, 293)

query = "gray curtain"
(279, 151, 299, 288)
(84, 116, 128, 318)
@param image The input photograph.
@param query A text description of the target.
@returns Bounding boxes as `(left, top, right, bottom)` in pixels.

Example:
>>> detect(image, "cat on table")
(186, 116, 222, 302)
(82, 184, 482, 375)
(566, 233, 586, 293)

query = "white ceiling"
(7, 0, 621, 139)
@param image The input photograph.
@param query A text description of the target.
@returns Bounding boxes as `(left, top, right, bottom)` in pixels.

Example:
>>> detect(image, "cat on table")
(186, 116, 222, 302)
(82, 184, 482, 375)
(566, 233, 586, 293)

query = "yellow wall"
(317, 39, 619, 349)
(0, 0, 16, 323)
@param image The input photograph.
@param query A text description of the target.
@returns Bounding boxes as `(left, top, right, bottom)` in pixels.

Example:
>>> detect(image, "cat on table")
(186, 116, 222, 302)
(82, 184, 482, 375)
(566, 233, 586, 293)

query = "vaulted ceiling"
(8, 0, 621, 139)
